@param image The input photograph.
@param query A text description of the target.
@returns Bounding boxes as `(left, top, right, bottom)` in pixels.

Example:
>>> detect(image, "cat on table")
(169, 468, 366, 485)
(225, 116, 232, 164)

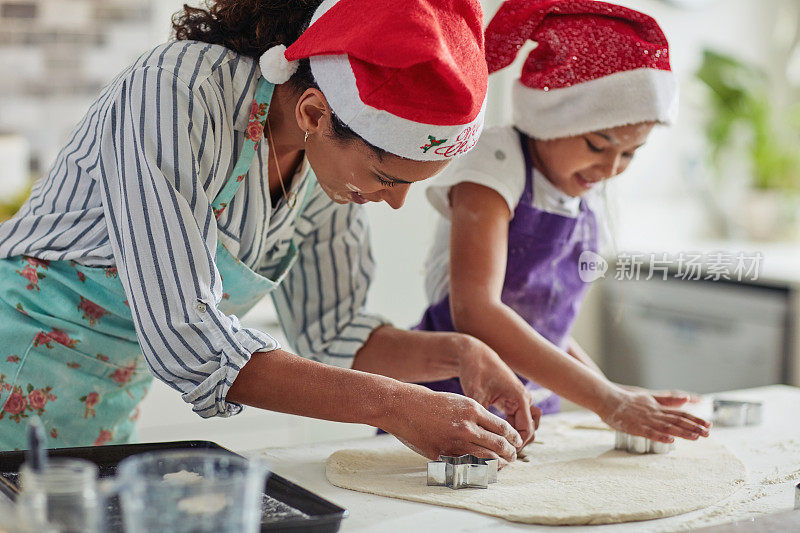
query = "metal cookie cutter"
(427, 454, 499, 489)
(614, 431, 675, 454)
(712, 399, 762, 427)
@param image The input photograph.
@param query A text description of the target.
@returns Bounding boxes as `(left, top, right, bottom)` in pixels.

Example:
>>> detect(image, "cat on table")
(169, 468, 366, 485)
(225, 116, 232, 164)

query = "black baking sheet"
(0, 440, 346, 532)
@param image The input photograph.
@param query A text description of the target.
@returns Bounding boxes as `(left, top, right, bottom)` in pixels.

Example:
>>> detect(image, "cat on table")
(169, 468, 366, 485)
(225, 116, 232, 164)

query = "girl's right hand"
(600, 388, 711, 443)
(382, 385, 524, 466)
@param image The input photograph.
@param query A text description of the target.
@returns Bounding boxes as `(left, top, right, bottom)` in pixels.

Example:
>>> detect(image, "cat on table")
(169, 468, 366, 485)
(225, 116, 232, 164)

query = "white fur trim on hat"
(310, 54, 486, 161)
(259, 45, 299, 84)
(310, 0, 339, 25)
(513, 68, 679, 140)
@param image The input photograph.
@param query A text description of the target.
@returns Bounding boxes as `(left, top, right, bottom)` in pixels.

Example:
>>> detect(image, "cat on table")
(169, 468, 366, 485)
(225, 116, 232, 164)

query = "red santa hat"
(259, 0, 488, 161)
(485, 0, 678, 140)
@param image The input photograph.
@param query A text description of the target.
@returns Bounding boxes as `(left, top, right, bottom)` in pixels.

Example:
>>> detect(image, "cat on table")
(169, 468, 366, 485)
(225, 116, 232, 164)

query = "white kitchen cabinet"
(602, 276, 790, 393)
(596, 240, 800, 394)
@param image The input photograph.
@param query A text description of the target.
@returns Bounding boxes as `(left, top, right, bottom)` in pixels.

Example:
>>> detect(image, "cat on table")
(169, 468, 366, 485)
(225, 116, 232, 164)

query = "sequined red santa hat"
(485, 0, 678, 140)
(259, 0, 488, 161)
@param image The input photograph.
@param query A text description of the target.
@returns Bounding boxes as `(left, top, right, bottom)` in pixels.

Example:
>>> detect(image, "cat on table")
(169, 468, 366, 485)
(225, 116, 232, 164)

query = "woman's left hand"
(448, 334, 541, 447)
(619, 385, 702, 407)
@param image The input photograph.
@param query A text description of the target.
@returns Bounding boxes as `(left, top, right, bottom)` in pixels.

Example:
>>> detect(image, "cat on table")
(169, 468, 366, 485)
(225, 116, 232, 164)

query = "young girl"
(417, 0, 710, 444)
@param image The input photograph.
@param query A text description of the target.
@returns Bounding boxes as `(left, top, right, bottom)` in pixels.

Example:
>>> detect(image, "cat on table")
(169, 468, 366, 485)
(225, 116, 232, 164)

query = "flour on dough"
(325, 429, 746, 525)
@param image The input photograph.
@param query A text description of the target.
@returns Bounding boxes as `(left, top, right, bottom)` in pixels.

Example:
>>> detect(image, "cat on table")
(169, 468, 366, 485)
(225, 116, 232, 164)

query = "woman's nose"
(382, 183, 411, 209)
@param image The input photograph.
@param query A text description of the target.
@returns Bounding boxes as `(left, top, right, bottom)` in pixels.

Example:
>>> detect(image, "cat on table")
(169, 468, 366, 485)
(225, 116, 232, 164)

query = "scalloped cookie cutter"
(712, 399, 762, 427)
(614, 431, 676, 454)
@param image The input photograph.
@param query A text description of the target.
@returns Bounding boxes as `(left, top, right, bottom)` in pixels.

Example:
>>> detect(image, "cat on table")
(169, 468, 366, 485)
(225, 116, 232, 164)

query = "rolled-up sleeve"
(271, 198, 390, 368)
(96, 65, 279, 418)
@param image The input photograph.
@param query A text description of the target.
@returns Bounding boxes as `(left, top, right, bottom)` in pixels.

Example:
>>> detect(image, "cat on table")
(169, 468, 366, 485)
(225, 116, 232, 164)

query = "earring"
(304, 131, 309, 142)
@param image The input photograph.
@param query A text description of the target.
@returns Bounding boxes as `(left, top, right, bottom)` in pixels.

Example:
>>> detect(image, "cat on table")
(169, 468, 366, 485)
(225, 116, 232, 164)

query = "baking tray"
(0, 440, 346, 533)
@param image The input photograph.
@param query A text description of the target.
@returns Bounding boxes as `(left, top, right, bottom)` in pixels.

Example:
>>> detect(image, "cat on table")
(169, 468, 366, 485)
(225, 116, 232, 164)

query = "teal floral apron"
(0, 77, 316, 450)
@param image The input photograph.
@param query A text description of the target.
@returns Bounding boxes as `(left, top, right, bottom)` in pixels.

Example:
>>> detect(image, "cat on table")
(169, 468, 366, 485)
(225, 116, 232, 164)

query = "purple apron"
(416, 129, 598, 415)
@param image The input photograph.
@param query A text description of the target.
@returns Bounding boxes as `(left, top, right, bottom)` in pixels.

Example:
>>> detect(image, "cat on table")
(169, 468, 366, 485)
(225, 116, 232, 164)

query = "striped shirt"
(0, 41, 388, 418)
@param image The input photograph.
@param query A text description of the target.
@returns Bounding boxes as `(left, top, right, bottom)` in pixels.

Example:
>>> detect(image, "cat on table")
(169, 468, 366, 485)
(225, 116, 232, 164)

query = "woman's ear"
(295, 88, 331, 137)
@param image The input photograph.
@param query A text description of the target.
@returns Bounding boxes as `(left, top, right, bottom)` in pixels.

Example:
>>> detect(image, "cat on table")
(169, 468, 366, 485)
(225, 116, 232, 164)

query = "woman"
(0, 0, 536, 461)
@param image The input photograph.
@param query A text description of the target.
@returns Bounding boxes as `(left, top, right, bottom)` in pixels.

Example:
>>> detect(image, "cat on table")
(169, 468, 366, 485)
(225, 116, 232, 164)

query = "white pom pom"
(259, 45, 299, 84)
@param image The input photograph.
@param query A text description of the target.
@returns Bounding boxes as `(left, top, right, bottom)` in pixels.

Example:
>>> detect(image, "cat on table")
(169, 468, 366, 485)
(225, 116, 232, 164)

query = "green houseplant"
(696, 48, 800, 240)
(696, 49, 800, 192)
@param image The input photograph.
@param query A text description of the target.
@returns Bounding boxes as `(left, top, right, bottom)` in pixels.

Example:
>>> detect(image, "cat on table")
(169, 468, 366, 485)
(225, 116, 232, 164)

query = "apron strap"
(212, 77, 275, 218)
(209, 75, 323, 285)
(212, 76, 320, 222)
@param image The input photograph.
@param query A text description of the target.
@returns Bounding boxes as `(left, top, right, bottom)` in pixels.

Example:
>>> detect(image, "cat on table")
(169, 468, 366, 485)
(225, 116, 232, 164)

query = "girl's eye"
(377, 177, 395, 188)
(585, 139, 603, 153)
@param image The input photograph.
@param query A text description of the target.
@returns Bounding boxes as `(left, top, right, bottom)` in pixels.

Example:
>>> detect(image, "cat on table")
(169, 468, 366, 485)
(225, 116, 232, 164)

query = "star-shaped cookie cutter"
(426, 454, 499, 489)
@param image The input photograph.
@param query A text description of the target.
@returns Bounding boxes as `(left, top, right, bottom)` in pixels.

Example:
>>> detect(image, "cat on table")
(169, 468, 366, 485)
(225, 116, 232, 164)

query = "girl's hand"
(619, 385, 702, 407)
(447, 334, 540, 447)
(600, 388, 711, 443)
(383, 385, 524, 467)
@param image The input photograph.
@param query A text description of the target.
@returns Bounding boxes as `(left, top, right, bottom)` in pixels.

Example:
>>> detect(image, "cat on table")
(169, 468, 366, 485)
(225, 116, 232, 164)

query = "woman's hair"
(172, 0, 385, 157)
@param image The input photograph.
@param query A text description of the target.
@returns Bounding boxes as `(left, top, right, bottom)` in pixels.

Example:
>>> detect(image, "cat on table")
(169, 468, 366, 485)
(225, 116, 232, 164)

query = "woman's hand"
(447, 334, 541, 447)
(348, 327, 538, 447)
(230, 349, 525, 465)
(600, 387, 711, 443)
(382, 384, 524, 466)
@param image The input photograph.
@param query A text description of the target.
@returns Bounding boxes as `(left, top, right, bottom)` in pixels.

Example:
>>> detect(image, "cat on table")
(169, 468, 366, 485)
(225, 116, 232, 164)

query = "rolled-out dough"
(325, 427, 746, 525)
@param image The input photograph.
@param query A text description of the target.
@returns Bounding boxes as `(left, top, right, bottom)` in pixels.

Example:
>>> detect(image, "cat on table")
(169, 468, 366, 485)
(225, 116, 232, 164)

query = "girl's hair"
(172, 0, 385, 157)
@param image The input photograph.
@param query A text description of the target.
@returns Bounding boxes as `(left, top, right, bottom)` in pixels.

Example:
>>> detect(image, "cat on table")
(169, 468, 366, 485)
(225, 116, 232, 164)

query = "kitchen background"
(0, 0, 798, 451)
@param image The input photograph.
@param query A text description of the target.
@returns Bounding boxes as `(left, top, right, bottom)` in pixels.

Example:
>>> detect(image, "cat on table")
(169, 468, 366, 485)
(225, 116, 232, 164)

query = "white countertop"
(250, 385, 800, 532)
